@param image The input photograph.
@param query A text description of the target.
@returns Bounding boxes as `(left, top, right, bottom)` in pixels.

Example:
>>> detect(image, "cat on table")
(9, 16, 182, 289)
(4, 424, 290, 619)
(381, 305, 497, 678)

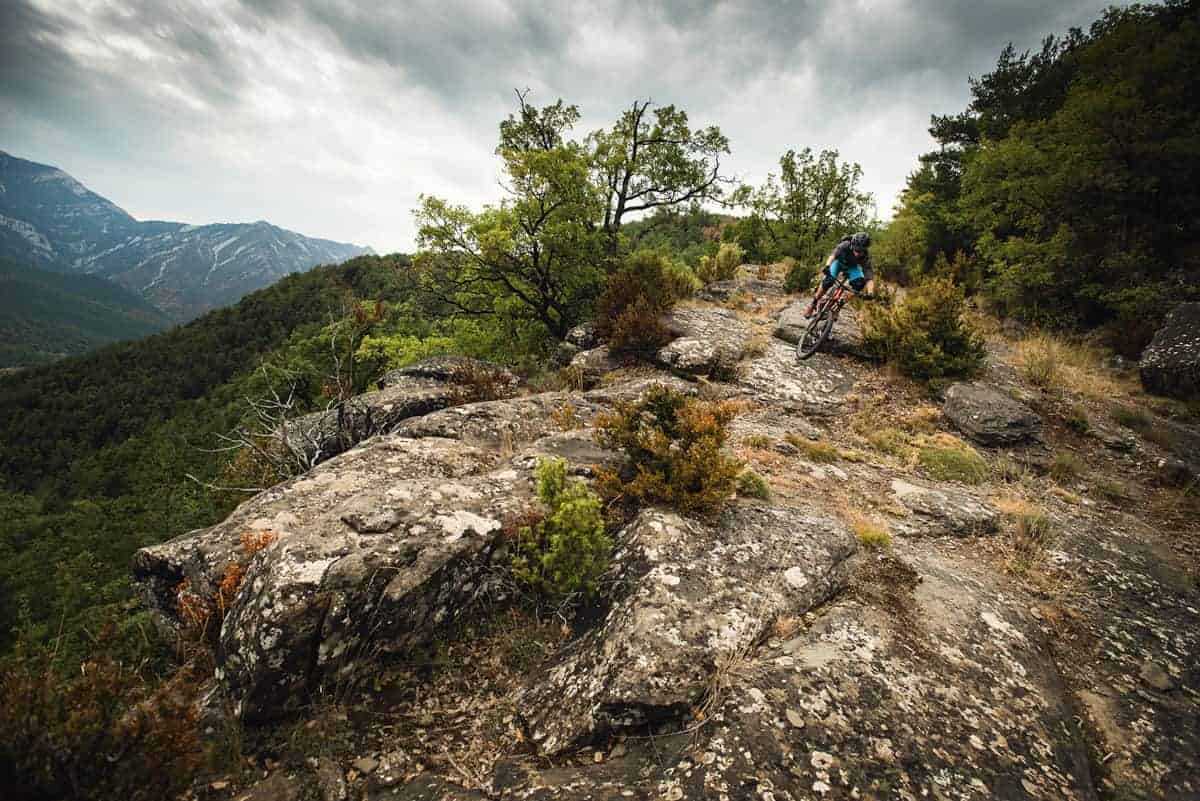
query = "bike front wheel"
(796, 304, 836, 360)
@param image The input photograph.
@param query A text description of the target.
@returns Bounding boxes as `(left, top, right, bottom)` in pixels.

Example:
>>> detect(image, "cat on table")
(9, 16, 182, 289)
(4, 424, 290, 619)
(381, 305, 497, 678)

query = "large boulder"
(1140, 302, 1200, 399)
(943, 381, 1041, 446)
(134, 436, 530, 721)
(655, 307, 749, 378)
(569, 346, 621, 388)
(519, 504, 857, 755)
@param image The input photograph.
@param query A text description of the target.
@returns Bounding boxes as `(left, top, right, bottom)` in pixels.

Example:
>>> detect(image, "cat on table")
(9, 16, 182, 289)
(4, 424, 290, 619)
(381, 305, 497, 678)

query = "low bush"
(595, 384, 743, 517)
(866, 428, 911, 458)
(697, 242, 743, 284)
(736, 469, 771, 500)
(783, 258, 819, 294)
(595, 251, 693, 362)
(860, 278, 986, 381)
(1050, 451, 1085, 484)
(917, 435, 988, 484)
(0, 627, 206, 801)
(511, 458, 611, 602)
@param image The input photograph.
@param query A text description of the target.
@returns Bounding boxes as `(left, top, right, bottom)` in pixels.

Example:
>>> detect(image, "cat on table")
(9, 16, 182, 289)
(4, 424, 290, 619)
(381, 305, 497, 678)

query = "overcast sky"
(1, 0, 1120, 254)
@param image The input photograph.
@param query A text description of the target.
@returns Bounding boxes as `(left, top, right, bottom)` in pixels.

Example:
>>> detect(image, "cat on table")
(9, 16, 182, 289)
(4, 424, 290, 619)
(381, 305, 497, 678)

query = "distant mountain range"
(0, 150, 373, 322)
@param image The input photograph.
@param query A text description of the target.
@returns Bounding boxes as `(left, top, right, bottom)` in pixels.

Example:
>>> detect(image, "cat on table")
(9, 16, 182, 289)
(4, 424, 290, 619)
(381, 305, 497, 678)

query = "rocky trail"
(134, 273, 1200, 801)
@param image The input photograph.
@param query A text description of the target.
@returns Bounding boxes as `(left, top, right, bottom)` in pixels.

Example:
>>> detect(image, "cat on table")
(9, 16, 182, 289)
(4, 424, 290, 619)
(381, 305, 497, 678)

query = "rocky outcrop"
(395, 392, 603, 446)
(775, 300, 873, 359)
(656, 306, 749, 378)
(1140, 302, 1200, 399)
(519, 504, 857, 755)
(280, 357, 518, 466)
(889, 477, 1000, 537)
(135, 436, 528, 721)
(943, 381, 1041, 446)
(738, 340, 856, 416)
(696, 277, 785, 303)
(569, 346, 620, 388)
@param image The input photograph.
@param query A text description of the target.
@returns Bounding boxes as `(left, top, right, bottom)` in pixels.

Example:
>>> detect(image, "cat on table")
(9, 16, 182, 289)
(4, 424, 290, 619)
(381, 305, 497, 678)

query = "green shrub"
(1065, 404, 1090, 434)
(1050, 451, 1085, 483)
(783, 258, 819, 294)
(866, 428, 911, 458)
(736, 469, 771, 500)
(918, 436, 988, 484)
(512, 458, 611, 602)
(697, 242, 744, 283)
(861, 278, 986, 381)
(595, 384, 742, 516)
(608, 295, 673, 361)
(595, 251, 692, 361)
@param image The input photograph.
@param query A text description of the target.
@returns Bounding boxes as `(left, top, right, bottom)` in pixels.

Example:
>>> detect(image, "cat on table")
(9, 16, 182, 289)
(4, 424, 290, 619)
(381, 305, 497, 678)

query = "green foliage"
(0, 259, 170, 367)
(736, 469, 771, 500)
(918, 436, 989, 484)
(512, 458, 611, 602)
(744, 148, 874, 264)
(619, 205, 722, 266)
(595, 384, 742, 516)
(608, 295, 673, 362)
(595, 250, 693, 361)
(697, 242, 743, 284)
(902, 3, 1200, 353)
(860, 278, 986, 381)
(589, 101, 731, 254)
(782, 257, 819, 294)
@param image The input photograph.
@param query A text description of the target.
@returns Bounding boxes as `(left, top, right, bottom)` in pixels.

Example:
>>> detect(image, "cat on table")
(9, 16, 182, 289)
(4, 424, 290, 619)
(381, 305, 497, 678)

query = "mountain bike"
(795, 275, 867, 360)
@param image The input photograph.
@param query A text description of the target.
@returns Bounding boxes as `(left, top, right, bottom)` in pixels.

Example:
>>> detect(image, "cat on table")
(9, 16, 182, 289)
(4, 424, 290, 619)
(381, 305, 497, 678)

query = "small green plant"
(852, 516, 892, 550)
(1050, 451, 1085, 484)
(860, 278, 986, 381)
(785, 433, 839, 463)
(866, 428, 911, 458)
(595, 384, 743, 517)
(697, 242, 744, 283)
(917, 435, 988, 484)
(736, 469, 771, 500)
(512, 458, 611, 602)
(1091, 476, 1129, 503)
(1065, 403, 1090, 434)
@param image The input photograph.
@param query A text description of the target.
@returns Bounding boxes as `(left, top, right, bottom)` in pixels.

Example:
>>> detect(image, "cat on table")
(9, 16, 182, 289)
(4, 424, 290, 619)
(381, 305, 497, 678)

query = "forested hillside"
(874, 0, 1199, 353)
(0, 260, 171, 366)
(0, 254, 413, 652)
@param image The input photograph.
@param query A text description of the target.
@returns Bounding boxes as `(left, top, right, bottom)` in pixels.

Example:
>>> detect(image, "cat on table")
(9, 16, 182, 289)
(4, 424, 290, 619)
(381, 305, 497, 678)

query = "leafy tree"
(589, 101, 731, 257)
(414, 94, 607, 339)
(745, 148, 874, 264)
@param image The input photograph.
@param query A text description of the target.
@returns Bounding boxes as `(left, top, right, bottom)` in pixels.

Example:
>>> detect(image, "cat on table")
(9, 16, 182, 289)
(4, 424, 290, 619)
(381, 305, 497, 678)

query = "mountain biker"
(804, 232, 875, 318)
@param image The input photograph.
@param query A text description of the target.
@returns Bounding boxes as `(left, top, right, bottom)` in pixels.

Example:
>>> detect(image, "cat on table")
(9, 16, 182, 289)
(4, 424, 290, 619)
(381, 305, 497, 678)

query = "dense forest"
(1, 2, 1197, 797)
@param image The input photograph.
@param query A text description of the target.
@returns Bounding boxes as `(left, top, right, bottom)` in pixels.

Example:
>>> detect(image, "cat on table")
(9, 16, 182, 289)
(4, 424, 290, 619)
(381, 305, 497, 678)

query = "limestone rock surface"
(519, 504, 856, 755)
(889, 477, 1000, 537)
(1140, 302, 1200, 399)
(943, 381, 1041, 446)
(775, 300, 872, 359)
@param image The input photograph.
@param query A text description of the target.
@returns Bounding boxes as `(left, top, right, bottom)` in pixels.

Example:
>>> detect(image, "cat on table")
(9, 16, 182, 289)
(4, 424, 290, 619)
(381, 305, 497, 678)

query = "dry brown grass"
(1014, 333, 1136, 401)
(847, 511, 892, 550)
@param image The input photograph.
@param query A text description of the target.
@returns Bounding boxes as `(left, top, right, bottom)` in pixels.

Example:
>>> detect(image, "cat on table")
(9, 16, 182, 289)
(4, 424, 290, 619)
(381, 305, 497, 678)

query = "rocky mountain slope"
(0, 151, 372, 321)
(133, 271, 1198, 801)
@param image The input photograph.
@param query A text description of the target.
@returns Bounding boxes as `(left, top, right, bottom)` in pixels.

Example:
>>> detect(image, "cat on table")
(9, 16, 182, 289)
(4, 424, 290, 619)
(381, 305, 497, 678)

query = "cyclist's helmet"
(850, 232, 871, 251)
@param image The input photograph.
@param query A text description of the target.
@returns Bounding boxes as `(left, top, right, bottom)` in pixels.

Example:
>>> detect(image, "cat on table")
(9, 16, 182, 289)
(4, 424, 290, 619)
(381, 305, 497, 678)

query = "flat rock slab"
(1140, 302, 1200, 399)
(379, 356, 518, 392)
(775, 301, 873, 359)
(890, 478, 1000, 537)
(738, 340, 857, 416)
(696, 277, 786, 303)
(519, 504, 856, 756)
(394, 393, 604, 447)
(135, 436, 532, 721)
(943, 381, 1041, 446)
(654, 306, 750, 378)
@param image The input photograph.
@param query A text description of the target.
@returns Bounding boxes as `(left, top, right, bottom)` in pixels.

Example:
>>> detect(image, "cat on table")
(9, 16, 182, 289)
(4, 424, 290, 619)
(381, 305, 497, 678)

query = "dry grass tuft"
(849, 513, 892, 550)
(1015, 333, 1134, 400)
(785, 434, 840, 463)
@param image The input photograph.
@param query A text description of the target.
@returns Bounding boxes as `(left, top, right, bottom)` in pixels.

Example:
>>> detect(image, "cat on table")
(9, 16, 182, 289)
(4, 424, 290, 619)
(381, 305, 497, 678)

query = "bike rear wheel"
(796, 303, 836, 360)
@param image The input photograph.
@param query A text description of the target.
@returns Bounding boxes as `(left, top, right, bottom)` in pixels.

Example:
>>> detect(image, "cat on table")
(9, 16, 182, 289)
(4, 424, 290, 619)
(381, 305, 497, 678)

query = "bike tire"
(796, 304, 836, 360)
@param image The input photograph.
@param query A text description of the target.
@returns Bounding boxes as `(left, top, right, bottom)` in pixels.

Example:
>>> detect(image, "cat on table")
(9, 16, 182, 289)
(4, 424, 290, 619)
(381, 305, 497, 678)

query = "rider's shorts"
(822, 260, 866, 291)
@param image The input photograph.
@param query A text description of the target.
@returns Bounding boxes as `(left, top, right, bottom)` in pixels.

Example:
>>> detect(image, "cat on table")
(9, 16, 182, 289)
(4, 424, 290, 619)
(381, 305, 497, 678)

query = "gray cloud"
(1, 0, 1121, 252)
